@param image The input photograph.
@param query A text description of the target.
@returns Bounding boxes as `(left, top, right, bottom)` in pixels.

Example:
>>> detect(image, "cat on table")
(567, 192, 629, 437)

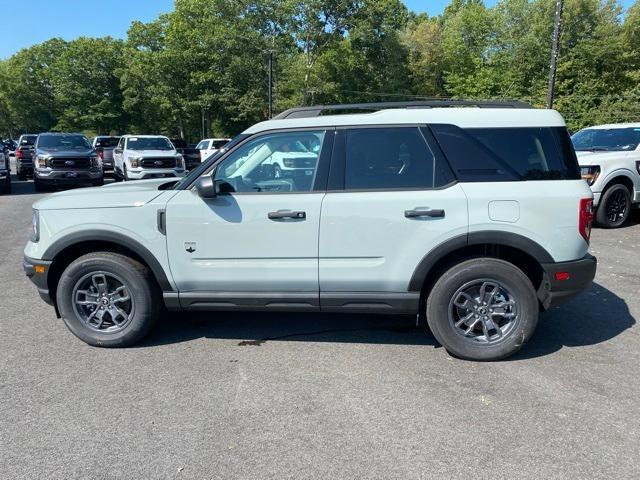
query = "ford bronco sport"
(572, 123, 640, 228)
(23, 101, 597, 361)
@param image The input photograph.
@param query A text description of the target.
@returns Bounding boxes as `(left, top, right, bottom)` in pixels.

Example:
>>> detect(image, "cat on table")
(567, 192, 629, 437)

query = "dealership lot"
(1, 175, 639, 479)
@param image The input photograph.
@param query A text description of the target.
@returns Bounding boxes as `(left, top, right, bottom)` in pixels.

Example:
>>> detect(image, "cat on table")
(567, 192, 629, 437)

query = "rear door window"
(343, 127, 450, 190)
(430, 125, 580, 181)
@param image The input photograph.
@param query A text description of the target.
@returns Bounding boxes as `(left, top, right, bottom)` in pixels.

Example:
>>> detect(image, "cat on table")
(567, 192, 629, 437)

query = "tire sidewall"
(597, 184, 631, 228)
(56, 254, 158, 347)
(427, 259, 539, 361)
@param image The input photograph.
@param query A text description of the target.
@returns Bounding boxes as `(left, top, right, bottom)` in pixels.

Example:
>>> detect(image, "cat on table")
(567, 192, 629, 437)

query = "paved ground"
(1, 168, 639, 479)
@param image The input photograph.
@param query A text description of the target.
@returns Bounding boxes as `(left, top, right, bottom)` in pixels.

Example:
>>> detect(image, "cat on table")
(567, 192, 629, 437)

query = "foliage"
(1, 0, 640, 138)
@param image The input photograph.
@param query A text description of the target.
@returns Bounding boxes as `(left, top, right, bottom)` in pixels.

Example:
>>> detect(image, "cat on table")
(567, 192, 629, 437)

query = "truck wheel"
(426, 258, 539, 361)
(93, 178, 104, 187)
(123, 165, 129, 181)
(596, 184, 631, 228)
(56, 252, 160, 347)
(33, 178, 47, 192)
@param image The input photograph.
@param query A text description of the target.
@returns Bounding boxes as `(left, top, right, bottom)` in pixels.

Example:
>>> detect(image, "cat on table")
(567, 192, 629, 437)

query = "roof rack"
(273, 100, 533, 120)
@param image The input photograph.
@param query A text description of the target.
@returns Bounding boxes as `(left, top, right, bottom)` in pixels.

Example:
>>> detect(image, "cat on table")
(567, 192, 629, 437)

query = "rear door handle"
(404, 208, 445, 218)
(268, 210, 306, 220)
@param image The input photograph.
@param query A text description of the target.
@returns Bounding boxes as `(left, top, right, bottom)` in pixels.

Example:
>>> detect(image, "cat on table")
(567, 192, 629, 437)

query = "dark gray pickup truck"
(33, 133, 104, 192)
(16, 134, 37, 180)
(92, 136, 120, 172)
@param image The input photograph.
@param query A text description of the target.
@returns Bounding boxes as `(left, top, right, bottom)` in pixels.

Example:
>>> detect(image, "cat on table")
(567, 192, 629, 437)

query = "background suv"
(23, 101, 596, 361)
(572, 124, 640, 228)
(33, 133, 103, 192)
(113, 135, 185, 181)
(0, 147, 10, 193)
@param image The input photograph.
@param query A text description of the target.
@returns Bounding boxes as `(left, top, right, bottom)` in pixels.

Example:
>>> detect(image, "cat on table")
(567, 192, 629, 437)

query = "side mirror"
(195, 176, 217, 198)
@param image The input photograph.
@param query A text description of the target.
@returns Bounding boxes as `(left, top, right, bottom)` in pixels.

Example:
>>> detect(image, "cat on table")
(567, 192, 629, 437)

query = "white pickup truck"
(113, 135, 186, 181)
(572, 123, 640, 228)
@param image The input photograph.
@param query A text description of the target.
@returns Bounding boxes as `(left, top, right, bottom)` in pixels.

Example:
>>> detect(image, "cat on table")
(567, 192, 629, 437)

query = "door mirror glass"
(195, 175, 217, 198)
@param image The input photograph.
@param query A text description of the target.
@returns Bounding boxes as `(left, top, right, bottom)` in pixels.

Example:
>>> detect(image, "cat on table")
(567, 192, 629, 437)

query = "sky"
(0, 0, 636, 59)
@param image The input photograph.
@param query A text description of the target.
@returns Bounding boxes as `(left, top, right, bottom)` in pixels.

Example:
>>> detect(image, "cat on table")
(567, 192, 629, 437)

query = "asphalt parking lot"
(1, 168, 639, 479)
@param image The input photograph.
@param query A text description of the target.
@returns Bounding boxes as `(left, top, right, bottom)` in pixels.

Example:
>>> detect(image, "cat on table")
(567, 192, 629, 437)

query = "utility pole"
(546, 0, 564, 109)
(267, 50, 274, 119)
(201, 105, 206, 139)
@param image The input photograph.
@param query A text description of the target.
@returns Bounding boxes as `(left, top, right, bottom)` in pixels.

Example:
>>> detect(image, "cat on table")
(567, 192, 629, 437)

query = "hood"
(33, 178, 173, 210)
(575, 150, 628, 166)
(129, 149, 178, 157)
(37, 147, 95, 157)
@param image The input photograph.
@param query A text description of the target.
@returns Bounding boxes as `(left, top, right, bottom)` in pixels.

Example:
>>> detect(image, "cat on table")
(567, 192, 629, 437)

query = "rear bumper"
(23, 256, 53, 306)
(538, 254, 597, 309)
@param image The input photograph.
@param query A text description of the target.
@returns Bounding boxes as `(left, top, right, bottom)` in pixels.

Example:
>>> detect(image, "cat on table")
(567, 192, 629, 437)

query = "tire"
(596, 184, 631, 228)
(56, 252, 160, 347)
(122, 164, 129, 181)
(1, 176, 11, 194)
(93, 177, 104, 187)
(426, 258, 539, 361)
(33, 178, 47, 192)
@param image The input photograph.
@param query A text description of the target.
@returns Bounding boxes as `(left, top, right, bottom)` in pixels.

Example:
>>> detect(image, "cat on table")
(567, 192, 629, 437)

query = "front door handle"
(404, 208, 445, 218)
(268, 210, 306, 220)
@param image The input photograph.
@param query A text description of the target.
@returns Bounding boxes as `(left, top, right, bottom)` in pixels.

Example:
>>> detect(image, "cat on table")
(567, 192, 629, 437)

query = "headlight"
(177, 154, 184, 169)
(31, 209, 40, 243)
(129, 156, 141, 168)
(90, 155, 101, 168)
(37, 155, 48, 169)
(580, 166, 600, 186)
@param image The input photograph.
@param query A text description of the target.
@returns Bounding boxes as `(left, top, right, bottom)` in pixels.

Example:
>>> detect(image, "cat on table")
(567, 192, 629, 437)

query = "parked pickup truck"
(170, 138, 201, 171)
(15, 134, 38, 180)
(33, 133, 104, 192)
(92, 136, 120, 173)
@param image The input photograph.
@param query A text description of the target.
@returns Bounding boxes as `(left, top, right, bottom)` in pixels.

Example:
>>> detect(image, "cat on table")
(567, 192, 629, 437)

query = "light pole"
(546, 0, 564, 109)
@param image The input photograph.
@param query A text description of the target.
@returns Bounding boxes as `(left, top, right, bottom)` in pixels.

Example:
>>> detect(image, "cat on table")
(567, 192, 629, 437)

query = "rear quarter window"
(430, 125, 580, 182)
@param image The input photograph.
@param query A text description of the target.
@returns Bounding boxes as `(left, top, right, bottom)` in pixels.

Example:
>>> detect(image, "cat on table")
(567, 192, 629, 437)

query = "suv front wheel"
(426, 258, 539, 361)
(56, 252, 160, 347)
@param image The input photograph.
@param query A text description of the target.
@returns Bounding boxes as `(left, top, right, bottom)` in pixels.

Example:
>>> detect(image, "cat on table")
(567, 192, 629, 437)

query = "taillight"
(97, 149, 104, 160)
(16, 147, 22, 159)
(579, 198, 594, 244)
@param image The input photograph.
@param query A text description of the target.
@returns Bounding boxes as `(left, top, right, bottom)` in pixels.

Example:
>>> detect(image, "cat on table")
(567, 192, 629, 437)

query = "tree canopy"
(1, 0, 638, 139)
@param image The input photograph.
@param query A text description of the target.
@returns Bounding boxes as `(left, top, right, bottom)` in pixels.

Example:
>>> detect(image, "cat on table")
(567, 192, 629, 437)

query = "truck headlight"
(129, 156, 141, 168)
(580, 166, 600, 186)
(90, 155, 101, 168)
(177, 154, 184, 169)
(31, 209, 40, 243)
(37, 155, 48, 169)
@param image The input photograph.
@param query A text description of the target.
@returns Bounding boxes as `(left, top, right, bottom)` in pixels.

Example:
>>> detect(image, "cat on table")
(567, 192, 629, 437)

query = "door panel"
(166, 189, 323, 292)
(319, 186, 468, 292)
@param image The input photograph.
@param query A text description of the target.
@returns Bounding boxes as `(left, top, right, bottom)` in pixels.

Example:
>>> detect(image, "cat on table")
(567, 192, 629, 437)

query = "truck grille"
(49, 157, 91, 169)
(141, 157, 176, 168)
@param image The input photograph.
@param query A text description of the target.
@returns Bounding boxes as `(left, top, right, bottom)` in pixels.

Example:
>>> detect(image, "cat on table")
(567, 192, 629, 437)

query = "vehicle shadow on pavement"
(511, 282, 635, 360)
(141, 282, 633, 359)
(4, 175, 38, 196)
(142, 311, 437, 348)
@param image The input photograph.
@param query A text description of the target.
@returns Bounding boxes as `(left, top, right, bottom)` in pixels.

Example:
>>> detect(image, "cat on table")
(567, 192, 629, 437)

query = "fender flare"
(408, 231, 554, 292)
(43, 229, 174, 291)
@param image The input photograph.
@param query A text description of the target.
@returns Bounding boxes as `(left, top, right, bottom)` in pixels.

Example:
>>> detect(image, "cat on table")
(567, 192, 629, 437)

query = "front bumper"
(23, 256, 53, 306)
(127, 168, 185, 180)
(34, 169, 103, 185)
(0, 169, 8, 180)
(538, 254, 597, 309)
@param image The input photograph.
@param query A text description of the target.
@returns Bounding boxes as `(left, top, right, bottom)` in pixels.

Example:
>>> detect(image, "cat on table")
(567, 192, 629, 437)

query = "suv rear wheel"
(426, 258, 539, 361)
(596, 183, 631, 228)
(56, 252, 160, 347)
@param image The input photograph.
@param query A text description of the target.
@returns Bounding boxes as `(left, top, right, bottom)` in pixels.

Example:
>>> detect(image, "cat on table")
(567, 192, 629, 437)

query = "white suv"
(23, 101, 597, 361)
(572, 123, 640, 228)
(113, 135, 186, 181)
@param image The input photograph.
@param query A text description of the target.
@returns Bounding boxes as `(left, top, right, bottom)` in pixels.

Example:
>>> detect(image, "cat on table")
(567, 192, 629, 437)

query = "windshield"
(38, 135, 91, 149)
(95, 137, 120, 148)
(127, 137, 173, 151)
(572, 128, 640, 152)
